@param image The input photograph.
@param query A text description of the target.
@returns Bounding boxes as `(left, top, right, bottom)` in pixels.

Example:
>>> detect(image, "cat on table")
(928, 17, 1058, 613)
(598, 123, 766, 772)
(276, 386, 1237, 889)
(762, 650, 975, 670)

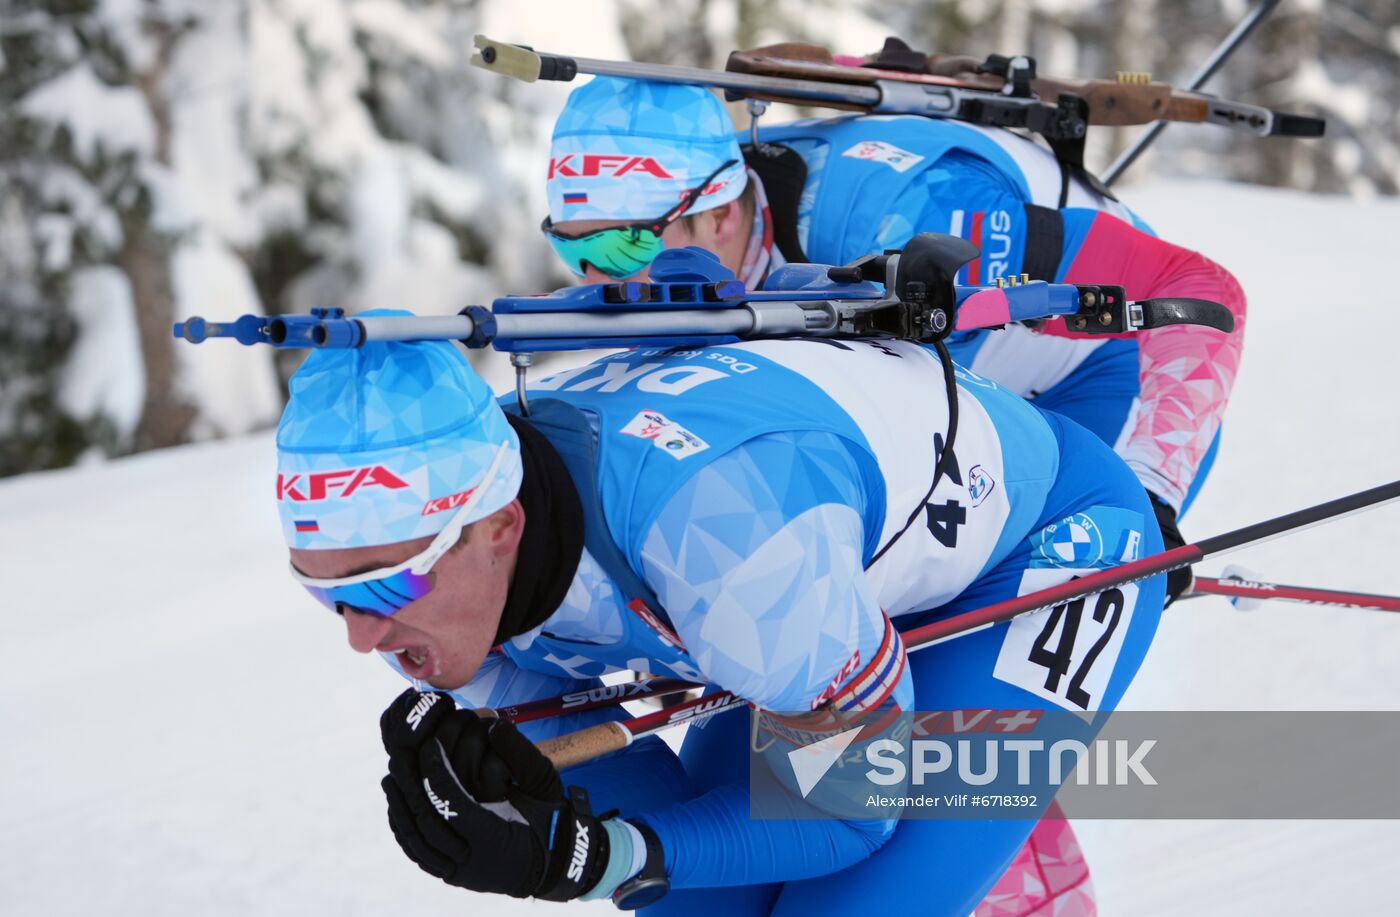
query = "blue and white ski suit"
(390, 339, 1166, 914)
(753, 116, 1247, 515)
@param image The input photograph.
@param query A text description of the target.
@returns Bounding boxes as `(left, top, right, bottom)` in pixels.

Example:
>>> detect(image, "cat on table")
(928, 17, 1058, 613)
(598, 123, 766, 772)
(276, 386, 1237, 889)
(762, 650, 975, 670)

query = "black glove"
(1147, 491, 1193, 606)
(379, 688, 609, 901)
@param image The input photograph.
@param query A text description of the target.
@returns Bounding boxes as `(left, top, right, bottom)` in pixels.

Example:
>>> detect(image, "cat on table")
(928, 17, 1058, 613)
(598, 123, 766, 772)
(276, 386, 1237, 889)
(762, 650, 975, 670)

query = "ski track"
(2, 180, 1397, 915)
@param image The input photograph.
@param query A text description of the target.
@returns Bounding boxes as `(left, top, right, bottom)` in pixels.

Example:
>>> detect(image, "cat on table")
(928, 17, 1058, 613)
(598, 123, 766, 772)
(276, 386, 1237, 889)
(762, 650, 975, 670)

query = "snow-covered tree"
(0, 0, 588, 476)
(2, 0, 1395, 478)
(5, 0, 285, 467)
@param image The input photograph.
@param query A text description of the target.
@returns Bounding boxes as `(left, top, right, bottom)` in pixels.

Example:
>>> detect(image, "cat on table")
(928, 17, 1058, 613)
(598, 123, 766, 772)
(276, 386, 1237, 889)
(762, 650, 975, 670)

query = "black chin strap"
(491, 414, 584, 646)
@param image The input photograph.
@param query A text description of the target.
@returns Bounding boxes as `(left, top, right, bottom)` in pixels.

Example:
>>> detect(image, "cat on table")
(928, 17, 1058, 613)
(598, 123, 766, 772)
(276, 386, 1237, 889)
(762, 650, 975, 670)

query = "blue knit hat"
(547, 77, 747, 223)
(275, 310, 522, 550)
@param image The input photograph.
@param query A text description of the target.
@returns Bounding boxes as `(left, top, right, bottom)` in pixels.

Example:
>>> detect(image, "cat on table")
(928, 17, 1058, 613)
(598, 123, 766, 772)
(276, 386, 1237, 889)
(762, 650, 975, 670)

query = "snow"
(351, 0, 454, 68)
(21, 61, 156, 161)
(1071, 179, 1400, 916)
(348, 151, 412, 269)
(91, 0, 159, 71)
(351, 214, 498, 317)
(478, 0, 629, 62)
(0, 436, 611, 916)
(248, 0, 379, 165)
(33, 212, 75, 272)
(57, 266, 146, 439)
(2, 180, 1399, 914)
(34, 163, 124, 260)
(249, 181, 308, 232)
(245, 0, 323, 155)
(401, 145, 488, 225)
(167, 2, 260, 246)
(170, 231, 283, 438)
(342, 150, 498, 316)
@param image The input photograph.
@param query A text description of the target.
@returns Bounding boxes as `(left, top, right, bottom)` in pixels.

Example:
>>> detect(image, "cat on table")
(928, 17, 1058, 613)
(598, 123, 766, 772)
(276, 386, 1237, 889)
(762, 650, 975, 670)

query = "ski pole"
(483, 675, 702, 724)
(528, 479, 1400, 768)
(498, 569, 1400, 728)
(1189, 574, 1400, 613)
(498, 533, 1400, 733)
(1103, 0, 1283, 185)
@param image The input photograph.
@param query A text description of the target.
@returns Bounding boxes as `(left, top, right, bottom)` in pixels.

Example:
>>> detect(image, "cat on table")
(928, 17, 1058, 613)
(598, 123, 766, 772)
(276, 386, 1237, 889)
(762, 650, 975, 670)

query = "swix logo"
(422, 487, 476, 517)
(277, 465, 409, 502)
(405, 692, 440, 731)
(562, 681, 656, 709)
(548, 154, 674, 180)
(566, 823, 590, 882)
(423, 777, 456, 819)
(668, 693, 748, 725)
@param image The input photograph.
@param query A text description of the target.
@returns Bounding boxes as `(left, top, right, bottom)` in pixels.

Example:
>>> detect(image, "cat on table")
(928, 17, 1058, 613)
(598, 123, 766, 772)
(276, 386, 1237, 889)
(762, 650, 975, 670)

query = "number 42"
(1027, 588, 1125, 709)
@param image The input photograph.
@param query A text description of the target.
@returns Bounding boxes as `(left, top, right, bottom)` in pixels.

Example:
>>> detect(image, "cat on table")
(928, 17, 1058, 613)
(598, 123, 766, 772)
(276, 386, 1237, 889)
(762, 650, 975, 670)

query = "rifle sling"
(1022, 205, 1064, 282)
(743, 141, 811, 264)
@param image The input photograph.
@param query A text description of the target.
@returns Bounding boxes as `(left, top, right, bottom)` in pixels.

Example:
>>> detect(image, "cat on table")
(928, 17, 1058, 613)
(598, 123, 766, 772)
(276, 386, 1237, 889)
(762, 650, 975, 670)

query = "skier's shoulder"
(762, 111, 999, 146)
(760, 114, 1027, 180)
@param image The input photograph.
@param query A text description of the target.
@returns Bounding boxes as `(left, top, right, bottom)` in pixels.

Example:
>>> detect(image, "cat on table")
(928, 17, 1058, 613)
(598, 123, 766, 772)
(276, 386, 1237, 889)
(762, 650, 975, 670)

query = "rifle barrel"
(565, 55, 881, 107)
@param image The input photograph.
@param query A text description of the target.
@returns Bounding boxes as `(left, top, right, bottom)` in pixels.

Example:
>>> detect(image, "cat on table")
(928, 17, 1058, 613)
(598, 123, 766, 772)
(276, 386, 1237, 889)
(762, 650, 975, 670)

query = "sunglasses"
(288, 441, 513, 617)
(542, 159, 738, 279)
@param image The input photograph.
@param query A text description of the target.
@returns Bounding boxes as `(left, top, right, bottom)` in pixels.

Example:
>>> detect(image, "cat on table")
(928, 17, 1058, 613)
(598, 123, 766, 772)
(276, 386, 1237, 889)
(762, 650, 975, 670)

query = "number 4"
(925, 432, 966, 547)
(925, 500, 967, 548)
(1028, 598, 1084, 694)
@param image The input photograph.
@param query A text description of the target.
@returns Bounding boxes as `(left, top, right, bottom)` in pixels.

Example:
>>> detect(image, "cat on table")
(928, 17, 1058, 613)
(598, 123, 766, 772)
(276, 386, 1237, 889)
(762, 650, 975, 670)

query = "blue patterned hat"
(548, 77, 747, 223)
(275, 310, 522, 550)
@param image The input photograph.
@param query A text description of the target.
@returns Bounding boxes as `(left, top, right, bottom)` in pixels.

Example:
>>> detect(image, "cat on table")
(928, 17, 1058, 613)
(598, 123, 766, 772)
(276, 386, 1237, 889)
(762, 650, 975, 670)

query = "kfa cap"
(275, 310, 522, 550)
(547, 77, 747, 223)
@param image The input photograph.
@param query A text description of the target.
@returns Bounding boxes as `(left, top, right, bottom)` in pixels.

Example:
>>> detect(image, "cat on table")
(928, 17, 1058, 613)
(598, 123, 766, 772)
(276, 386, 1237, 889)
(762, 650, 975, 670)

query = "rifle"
(471, 33, 1324, 200)
(725, 38, 1323, 139)
(173, 234, 1232, 397)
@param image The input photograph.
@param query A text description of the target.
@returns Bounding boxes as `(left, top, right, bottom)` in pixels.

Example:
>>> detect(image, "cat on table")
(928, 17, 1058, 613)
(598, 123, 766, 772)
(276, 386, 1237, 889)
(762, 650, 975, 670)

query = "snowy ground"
(1070, 179, 1400, 915)
(2, 179, 1398, 915)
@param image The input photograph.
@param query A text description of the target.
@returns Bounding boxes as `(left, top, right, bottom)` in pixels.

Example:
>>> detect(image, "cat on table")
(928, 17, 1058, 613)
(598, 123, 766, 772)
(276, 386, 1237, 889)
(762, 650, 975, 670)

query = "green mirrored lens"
(547, 227, 665, 279)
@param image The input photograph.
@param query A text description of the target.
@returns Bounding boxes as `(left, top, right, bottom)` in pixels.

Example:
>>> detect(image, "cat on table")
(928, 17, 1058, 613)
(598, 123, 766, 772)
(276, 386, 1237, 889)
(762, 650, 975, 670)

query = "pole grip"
(538, 721, 632, 770)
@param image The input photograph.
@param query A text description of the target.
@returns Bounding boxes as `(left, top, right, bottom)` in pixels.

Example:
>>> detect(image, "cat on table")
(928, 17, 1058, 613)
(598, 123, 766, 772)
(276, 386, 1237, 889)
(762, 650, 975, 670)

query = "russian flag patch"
(563, 192, 588, 205)
(294, 519, 319, 532)
(948, 209, 984, 284)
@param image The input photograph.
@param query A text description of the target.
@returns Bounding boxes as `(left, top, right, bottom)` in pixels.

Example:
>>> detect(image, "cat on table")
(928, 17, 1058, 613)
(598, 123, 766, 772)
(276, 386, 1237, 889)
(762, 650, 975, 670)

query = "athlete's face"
(289, 501, 524, 690)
